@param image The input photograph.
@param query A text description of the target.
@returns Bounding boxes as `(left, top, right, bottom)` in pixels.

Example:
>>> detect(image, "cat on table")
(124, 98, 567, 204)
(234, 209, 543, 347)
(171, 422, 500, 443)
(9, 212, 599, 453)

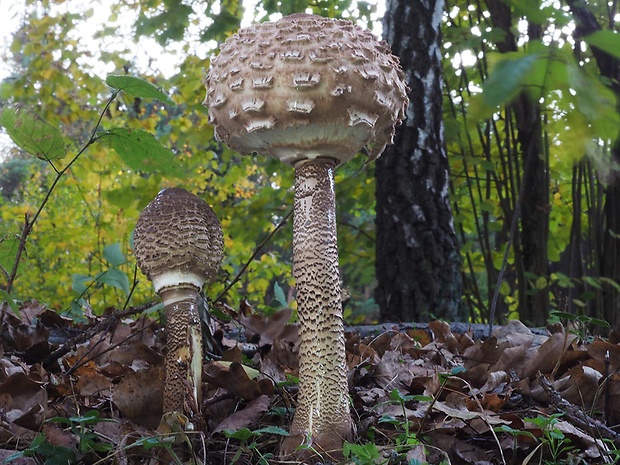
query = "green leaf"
(0, 237, 19, 276)
(102, 128, 183, 176)
(583, 276, 602, 289)
(0, 289, 19, 316)
(343, 441, 380, 460)
(551, 311, 576, 321)
(484, 52, 539, 107)
(585, 317, 611, 328)
(72, 274, 92, 294)
(103, 243, 126, 267)
(470, 51, 540, 120)
(273, 281, 287, 307)
(494, 424, 537, 439)
(0, 107, 66, 161)
(584, 31, 620, 60)
(222, 428, 254, 440)
(97, 268, 130, 295)
(68, 410, 103, 424)
(252, 426, 289, 436)
(105, 74, 174, 106)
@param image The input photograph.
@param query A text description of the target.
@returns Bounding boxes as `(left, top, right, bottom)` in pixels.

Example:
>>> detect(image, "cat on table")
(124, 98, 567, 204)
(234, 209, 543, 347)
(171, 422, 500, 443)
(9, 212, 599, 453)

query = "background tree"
(375, 0, 464, 322)
(444, 0, 619, 326)
(565, 0, 620, 328)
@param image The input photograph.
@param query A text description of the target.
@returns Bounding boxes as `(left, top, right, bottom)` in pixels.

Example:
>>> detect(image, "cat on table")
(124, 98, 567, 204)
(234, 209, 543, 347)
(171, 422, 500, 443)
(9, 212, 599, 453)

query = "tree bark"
(375, 0, 464, 322)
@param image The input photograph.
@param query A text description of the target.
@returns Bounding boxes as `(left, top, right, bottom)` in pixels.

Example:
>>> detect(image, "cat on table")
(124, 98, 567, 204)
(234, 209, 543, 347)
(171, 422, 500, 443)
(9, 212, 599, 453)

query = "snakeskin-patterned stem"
(159, 291, 203, 415)
(281, 158, 353, 459)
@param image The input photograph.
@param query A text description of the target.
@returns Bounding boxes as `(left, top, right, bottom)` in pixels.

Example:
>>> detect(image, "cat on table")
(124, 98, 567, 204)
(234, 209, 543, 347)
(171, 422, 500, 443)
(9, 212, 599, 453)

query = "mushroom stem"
(159, 287, 203, 414)
(282, 158, 353, 456)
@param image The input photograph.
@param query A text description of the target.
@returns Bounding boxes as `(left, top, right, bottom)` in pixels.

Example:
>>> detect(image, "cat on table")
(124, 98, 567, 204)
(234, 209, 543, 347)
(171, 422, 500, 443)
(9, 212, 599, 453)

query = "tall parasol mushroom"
(205, 13, 408, 460)
(133, 187, 224, 416)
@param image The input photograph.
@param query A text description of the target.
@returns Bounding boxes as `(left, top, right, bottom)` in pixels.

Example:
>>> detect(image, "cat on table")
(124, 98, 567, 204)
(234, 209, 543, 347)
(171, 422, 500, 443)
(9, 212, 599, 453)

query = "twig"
(214, 208, 293, 303)
(42, 301, 154, 368)
(4, 90, 121, 296)
(536, 371, 620, 447)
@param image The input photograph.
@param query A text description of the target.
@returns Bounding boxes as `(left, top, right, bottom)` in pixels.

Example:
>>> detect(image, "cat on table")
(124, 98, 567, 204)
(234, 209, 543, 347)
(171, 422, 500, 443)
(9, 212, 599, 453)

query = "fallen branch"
(536, 371, 620, 447)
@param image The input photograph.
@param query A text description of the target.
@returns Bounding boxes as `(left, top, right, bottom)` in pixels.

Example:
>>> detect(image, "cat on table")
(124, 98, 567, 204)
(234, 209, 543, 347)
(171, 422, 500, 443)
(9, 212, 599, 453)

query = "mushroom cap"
(205, 13, 408, 166)
(133, 187, 224, 295)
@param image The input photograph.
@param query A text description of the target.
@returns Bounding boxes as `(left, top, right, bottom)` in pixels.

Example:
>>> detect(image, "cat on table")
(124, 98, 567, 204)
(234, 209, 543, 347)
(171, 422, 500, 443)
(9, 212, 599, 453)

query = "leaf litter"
(1, 301, 620, 464)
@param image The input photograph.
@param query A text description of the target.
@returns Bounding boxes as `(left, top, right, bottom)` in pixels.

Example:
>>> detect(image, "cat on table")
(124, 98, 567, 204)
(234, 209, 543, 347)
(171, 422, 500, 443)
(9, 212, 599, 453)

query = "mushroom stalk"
(282, 158, 352, 455)
(159, 289, 203, 414)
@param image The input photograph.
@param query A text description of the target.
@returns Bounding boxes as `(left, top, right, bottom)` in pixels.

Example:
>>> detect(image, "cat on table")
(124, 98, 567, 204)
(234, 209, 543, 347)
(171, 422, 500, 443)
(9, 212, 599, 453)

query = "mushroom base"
(280, 419, 354, 462)
(280, 159, 353, 461)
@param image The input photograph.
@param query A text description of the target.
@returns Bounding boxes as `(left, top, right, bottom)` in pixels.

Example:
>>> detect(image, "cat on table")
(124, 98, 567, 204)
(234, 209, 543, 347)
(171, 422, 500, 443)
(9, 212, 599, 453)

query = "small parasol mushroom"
(133, 187, 224, 416)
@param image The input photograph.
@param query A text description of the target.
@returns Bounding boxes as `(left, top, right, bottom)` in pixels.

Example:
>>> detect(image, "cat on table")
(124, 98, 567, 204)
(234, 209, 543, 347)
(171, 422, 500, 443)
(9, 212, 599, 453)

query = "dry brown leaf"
(43, 423, 79, 448)
(427, 431, 495, 464)
(463, 336, 501, 367)
(239, 308, 297, 347)
(212, 394, 271, 434)
(112, 365, 164, 429)
(494, 319, 535, 349)
(588, 339, 620, 373)
(204, 361, 273, 400)
(553, 420, 605, 459)
(432, 400, 509, 425)
(72, 361, 112, 397)
(0, 372, 47, 431)
(522, 332, 577, 378)
(553, 365, 602, 407)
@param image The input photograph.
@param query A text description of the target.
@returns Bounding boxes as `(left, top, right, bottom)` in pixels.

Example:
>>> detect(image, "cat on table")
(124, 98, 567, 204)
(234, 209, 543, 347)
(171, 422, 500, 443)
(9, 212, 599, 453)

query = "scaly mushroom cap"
(133, 187, 224, 300)
(205, 13, 408, 166)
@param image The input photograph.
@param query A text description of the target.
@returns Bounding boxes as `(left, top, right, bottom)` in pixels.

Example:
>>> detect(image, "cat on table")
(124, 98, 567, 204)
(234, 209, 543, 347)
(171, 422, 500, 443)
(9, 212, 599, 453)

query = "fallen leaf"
(213, 395, 271, 433)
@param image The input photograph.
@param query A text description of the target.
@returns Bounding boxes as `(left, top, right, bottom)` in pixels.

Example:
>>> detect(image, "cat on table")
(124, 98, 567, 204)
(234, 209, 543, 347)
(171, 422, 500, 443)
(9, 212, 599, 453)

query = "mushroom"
(205, 13, 407, 459)
(133, 187, 224, 416)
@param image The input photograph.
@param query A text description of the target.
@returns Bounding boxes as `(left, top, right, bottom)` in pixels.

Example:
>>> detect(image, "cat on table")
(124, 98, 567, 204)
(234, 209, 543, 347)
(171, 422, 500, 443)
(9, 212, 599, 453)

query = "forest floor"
(1, 300, 620, 465)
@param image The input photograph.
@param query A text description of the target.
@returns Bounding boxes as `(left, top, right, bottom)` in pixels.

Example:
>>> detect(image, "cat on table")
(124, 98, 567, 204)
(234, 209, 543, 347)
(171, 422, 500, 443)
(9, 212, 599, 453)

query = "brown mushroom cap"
(205, 13, 408, 166)
(133, 187, 224, 302)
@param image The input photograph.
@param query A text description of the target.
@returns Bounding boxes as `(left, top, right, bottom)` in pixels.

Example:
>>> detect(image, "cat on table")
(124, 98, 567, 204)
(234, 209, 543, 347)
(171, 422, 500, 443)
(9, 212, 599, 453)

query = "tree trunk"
(515, 92, 550, 326)
(565, 0, 620, 327)
(375, 0, 464, 322)
(485, 0, 550, 326)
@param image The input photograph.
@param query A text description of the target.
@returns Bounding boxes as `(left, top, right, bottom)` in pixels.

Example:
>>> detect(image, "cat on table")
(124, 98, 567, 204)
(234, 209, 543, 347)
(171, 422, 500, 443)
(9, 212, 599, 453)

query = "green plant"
(3, 410, 115, 465)
(549, 310, 611, 343)
(222, 426, 289, 465)
(2, 433, 76, 465)
(0, 74, 176, 317)
(600, 438, 620, 464)
(380, 389, 426, 449)
(125, 435, 186, 465)
(342, 441, 381, 464)
(524, 413, 574, 464)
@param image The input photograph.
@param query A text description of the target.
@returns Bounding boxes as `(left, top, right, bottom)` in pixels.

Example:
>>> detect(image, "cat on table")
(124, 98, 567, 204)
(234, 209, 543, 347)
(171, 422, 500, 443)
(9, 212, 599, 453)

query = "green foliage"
(222, 426, 288, 464)
(444, 0, 620, 322)
(105, 74, 175, 106)
(584, 30, 620, 60)
(3, 410, 115, 464)
(103, 127, 183, 176)
(525, 413, 575, 464)
(343, 441, 381, 464)
(0, 107, 66, 161)
(0, 0, 379, 320)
